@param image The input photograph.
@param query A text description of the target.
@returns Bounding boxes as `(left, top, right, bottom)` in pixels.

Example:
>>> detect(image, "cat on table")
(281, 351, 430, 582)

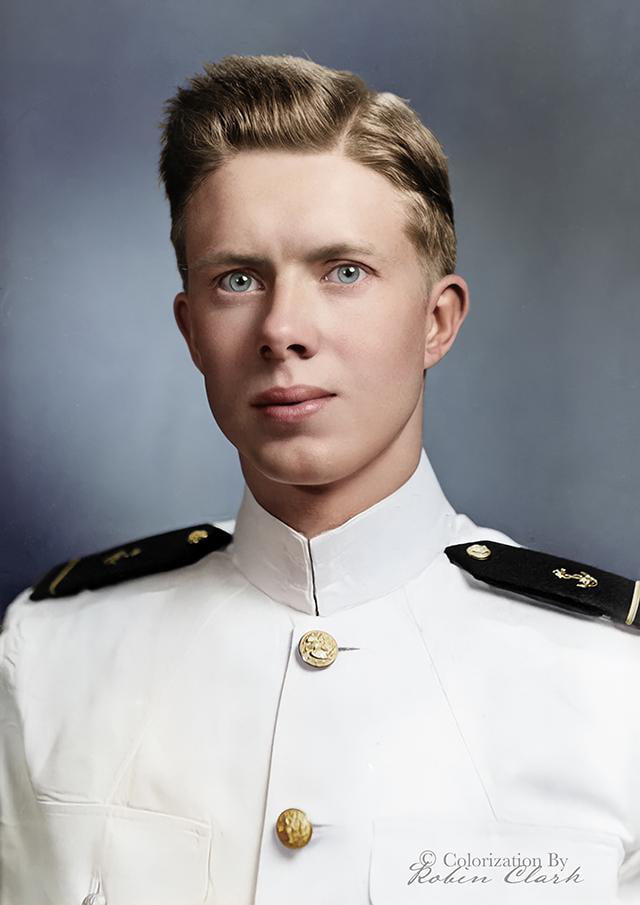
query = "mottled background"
(2, 0, 639, 613)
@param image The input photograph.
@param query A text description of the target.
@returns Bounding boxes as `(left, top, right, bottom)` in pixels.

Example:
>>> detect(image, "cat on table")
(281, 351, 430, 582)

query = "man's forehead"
(183, 149, 416, 269)
(187, 149, 411, 228)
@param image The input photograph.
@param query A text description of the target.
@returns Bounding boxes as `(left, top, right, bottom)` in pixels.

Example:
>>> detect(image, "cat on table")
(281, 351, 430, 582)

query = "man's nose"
(257, 276, 320, 361)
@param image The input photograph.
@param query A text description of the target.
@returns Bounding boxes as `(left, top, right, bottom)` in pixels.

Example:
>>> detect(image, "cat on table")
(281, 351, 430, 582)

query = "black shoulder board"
(29, 524, 233, 601)
(445, 540, 640, 630)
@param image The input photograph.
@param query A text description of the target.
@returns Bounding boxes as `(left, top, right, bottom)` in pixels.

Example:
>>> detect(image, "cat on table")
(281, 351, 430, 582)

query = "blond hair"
(159, 54, 456, 289)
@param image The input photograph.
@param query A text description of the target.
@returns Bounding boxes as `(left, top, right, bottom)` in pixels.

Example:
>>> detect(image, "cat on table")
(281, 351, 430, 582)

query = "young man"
(1, 54, 638, 905)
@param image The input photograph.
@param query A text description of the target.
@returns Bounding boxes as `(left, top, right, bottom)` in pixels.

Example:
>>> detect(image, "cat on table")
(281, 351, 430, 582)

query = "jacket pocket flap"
(14, 800, 212, 905)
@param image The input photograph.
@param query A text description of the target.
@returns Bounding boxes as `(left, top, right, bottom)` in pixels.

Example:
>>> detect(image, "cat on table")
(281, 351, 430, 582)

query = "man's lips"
(251, 385, 335, 406)
(253, 394, 335, 423)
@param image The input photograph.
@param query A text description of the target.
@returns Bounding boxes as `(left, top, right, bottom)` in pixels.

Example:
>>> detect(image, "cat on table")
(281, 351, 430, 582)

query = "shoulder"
(444, 513, 639, 634)
(27, 521, 233, 602)
(1, 520, 243, 690)
(1, 520, 236, 641)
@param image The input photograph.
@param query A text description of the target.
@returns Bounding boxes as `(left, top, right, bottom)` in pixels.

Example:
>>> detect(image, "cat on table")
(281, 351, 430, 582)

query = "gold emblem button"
(187, 529, 209, 545)
(466, 543, 492, 561)
(275, 807, 313, 849)
(298, 630, 338, 668)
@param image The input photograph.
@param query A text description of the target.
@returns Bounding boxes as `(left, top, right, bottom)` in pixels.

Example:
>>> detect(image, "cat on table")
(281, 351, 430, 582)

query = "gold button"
(466, 543, 492, 561)
(298, 630, 338, 668)
(187, 529, 209, 545)
(275, 807, 313, 848)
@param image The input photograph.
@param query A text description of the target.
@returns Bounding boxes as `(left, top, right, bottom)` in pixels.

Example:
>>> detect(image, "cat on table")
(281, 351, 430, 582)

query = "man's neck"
(239, 432, 423, 539)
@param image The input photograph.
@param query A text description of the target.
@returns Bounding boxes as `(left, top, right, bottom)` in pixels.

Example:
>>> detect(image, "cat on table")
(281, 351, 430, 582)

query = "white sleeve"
(0, 589, 53, 904)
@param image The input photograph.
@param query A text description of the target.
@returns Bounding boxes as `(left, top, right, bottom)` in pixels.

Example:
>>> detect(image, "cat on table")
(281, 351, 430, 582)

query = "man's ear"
(173, 292, 204, 373)
(423, 274, 470, 371)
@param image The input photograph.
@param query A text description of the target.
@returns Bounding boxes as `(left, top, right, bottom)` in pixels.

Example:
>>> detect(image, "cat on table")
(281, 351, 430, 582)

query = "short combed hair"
(159, 54, 456, 289)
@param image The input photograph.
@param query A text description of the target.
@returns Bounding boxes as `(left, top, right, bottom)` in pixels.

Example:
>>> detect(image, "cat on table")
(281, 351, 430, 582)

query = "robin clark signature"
(408, 849, 583, 886)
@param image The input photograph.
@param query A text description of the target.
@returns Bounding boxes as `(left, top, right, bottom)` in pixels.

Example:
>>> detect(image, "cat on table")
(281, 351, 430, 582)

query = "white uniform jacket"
(1, 449, 639, 904)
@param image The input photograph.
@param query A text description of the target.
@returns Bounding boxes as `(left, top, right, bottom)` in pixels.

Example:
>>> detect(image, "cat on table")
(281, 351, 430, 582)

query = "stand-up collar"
(230, 448, 456, 616)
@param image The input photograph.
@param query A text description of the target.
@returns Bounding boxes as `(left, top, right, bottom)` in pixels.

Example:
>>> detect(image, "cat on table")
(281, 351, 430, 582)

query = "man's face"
(174, 149, 465, 487)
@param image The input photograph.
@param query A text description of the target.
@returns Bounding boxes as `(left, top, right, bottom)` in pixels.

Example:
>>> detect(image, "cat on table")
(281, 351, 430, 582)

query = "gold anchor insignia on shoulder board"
(552, 567, 598, 589)
(187, 529, 209, 544)
(103, 547, 142, 566)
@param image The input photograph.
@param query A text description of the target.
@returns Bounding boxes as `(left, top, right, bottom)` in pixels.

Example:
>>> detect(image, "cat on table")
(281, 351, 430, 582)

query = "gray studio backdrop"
(2, 0, 639, 613)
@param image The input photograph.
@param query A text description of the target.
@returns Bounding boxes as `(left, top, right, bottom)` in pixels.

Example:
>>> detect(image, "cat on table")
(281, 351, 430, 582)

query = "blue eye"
(218, 271, 258, 292)
(326, 264, 366, 285)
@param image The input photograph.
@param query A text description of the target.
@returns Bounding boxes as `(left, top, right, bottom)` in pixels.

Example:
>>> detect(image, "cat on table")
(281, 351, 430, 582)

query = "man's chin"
(238, 440, 345, 488)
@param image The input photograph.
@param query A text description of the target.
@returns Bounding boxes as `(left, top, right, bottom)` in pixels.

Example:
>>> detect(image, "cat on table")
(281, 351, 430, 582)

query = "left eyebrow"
(187, 242, 383, 272)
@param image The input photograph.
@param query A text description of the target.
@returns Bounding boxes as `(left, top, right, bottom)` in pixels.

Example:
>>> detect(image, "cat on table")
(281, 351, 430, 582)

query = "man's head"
(160, 55, 468, 490)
